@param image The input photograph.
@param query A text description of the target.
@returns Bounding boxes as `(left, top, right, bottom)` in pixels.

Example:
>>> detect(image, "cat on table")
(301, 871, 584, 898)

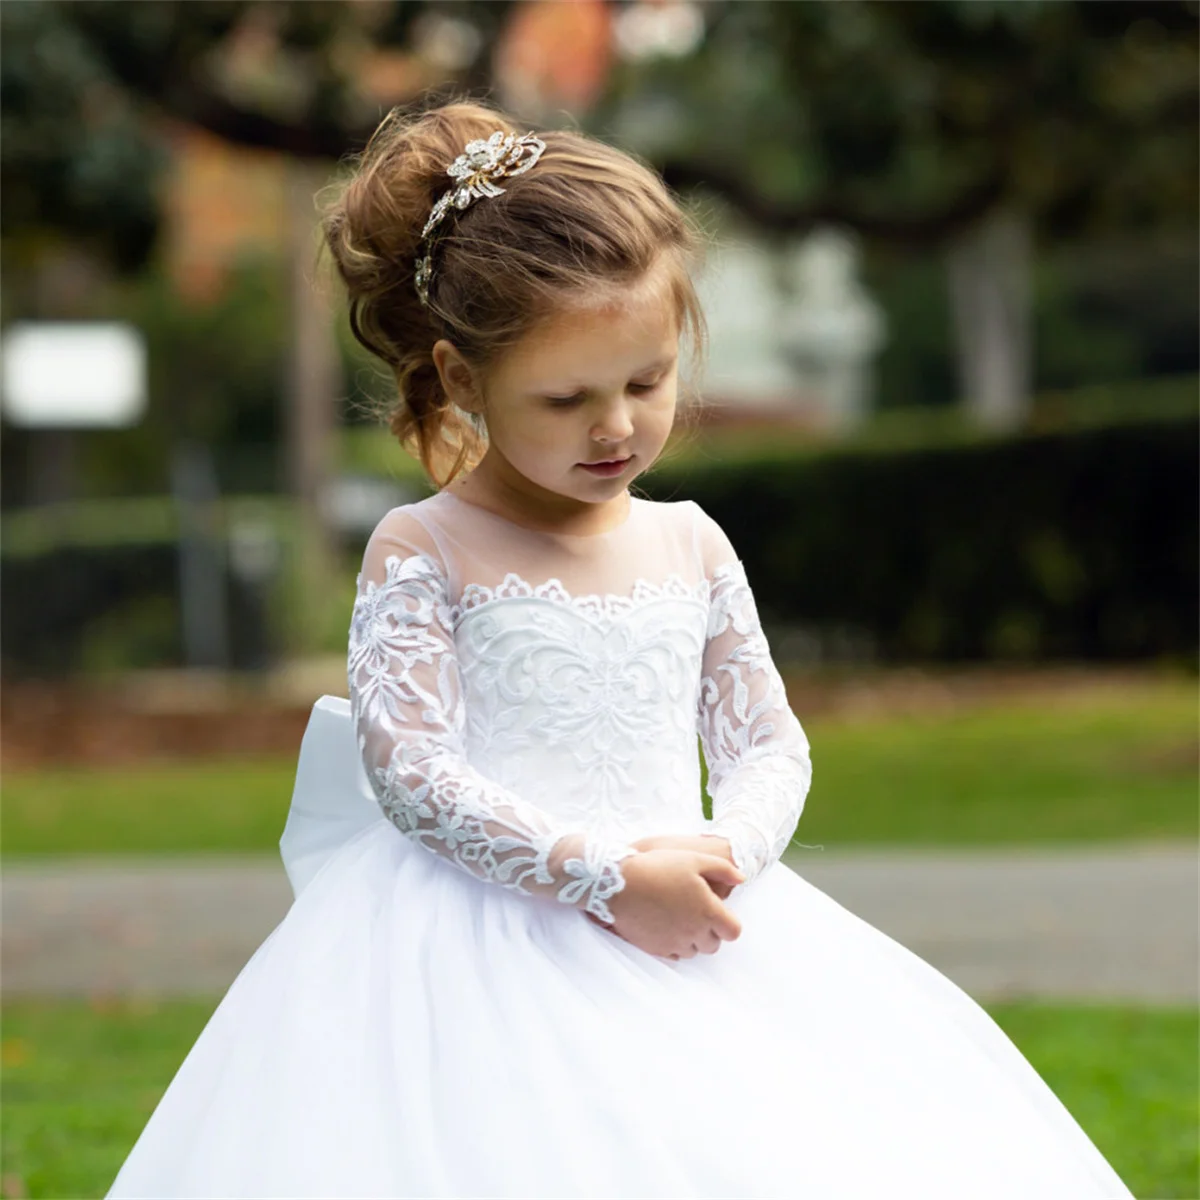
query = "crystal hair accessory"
(414, 130, 547, 306)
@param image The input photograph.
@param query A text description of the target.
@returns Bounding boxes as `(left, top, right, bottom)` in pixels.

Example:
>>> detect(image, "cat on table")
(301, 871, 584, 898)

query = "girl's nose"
(592, 399, 634, 443)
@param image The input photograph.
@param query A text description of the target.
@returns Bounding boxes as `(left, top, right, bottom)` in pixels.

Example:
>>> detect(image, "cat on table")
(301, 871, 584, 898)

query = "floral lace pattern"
(454, 590, 707, 839)
(699, 561, 812, 882)
(347, 538, 812, 926)
(349, 553, 636, 923)
(452, 572, 709, 625)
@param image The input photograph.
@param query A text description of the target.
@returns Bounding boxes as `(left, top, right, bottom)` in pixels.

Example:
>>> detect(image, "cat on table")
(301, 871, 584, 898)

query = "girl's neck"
(445, 452, 631, 537)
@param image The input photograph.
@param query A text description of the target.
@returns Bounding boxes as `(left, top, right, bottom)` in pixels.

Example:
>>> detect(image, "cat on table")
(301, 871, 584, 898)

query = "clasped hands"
(586, 833, 744, 961)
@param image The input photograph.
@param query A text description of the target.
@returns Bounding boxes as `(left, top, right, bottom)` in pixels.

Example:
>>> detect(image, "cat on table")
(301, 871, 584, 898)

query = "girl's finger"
(712, 908, 743, 942)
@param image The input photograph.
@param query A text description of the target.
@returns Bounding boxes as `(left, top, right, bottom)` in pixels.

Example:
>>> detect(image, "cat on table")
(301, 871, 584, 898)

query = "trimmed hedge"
(2, 408, 1195, 673)
(0, 544, 276, 676)
(641, 415, 1198, 663)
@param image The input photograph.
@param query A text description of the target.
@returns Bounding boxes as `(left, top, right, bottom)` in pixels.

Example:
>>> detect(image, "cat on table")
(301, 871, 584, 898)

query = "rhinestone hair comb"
(414, 130, 547, 307)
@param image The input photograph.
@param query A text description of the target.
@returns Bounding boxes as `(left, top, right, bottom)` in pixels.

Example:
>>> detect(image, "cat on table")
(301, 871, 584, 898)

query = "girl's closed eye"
(544, 379, 658, 407)
(628, 377, 661, 394)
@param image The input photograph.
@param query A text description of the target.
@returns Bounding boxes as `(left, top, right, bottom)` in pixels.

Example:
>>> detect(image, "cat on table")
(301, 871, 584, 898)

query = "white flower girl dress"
(108, 490, 1132, 1199)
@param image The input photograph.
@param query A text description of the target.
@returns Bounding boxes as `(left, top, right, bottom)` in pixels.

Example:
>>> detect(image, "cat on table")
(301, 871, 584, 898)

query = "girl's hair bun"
(322, 99, 703, 487)
(322, 102, 517, 484)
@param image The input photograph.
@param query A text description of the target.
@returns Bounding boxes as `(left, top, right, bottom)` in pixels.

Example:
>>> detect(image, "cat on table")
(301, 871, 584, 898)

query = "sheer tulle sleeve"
(347, 513, 637, 924)
(695, 510, 813, 884)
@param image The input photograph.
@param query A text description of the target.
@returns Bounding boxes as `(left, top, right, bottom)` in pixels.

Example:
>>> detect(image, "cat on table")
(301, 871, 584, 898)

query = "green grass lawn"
(1, 999, 1195, 1198)
(2, 758, 297, 858)
(2, 679, 1195, 857)
(799, 679, 1198, 847)
(988, 1005, 1200, 1200)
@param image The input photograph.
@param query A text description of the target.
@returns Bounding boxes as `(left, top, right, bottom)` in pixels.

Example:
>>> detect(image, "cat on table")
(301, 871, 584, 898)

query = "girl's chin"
(510, 473, 626, 504)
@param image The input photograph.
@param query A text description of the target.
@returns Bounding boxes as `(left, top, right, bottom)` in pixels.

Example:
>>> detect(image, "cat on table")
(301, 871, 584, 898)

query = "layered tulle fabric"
(110, 818, 1130, 1199)
(108, 493, 1132, 1198)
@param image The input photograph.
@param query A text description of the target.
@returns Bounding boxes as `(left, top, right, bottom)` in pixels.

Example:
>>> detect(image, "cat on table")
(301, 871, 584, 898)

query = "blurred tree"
(615, 1, 1197, 244)
(0, 1, 169, 278)
(3, 0, 1193, 670)
(0, 0, 175, 503)
(55, 0, 512, 155)
(7, 0, 1196, 430)
(49, 1, 1192, 237)
(602, 0, 1197, 427)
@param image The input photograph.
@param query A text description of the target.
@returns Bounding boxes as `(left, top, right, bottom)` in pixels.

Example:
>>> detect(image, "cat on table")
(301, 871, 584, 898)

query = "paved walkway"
(795, 843, 1197, 1005)
(2, 844, 1196, 1003)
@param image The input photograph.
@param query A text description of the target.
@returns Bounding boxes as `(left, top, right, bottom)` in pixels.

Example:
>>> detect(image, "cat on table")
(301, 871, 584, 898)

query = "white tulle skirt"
(108, 702, 1132, 1199)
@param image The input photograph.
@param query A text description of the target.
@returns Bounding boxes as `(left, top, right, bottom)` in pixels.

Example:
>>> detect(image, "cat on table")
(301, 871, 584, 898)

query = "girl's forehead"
(495, 276, 680, 391)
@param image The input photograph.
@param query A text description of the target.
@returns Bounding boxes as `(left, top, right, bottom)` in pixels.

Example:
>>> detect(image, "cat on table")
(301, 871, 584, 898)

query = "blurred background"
(1, 2, 1196, 1198)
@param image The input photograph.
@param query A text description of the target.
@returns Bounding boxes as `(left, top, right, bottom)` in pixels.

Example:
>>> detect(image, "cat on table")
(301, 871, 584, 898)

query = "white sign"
(1, 321, 147, 428)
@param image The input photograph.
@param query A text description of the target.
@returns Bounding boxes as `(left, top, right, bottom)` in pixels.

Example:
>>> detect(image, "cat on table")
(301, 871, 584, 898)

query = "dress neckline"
(435, 488, 638, 540)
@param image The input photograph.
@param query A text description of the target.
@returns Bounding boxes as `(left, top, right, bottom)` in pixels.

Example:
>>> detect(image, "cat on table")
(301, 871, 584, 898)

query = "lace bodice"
(347, 490, 812, 924)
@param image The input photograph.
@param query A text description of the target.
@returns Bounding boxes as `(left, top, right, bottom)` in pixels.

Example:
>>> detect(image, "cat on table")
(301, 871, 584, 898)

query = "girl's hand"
(601, 849, 743, 960)
(630, 834, 738, 898)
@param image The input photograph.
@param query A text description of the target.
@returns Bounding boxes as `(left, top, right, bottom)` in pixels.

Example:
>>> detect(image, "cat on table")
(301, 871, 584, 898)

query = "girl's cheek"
(650, 400, 677, 437)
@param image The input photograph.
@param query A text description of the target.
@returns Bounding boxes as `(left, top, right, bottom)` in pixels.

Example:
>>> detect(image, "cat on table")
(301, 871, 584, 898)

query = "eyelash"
(546, 381, 660, 407)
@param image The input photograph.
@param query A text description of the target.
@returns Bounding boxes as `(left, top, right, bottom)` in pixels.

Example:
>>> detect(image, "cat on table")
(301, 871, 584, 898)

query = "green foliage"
(0, 2, 165, 272)
(0, 256, 291, 513)
(1, 999, 1195, 1198)
(99, 259, 290, 494)
(1032, 238, 1200, 389)
(0, 495, 297, 559)
(862, 248, 959, 411)
(668, 374, 1200, 465)
(78, 594, 180, 675)
(3, 680, 1194, 857)
(339, 426, 432, 490)
(0, 498, 305, 677)
(6, 0, 1194, 274)
(604, 0, 1199, 242)
(1, 382, 1194, 674)
(641, 402, 1199, 662)
(862, 238, 1198, 411)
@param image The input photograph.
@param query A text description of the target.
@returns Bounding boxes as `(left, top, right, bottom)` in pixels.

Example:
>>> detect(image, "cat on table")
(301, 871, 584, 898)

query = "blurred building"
(696, 227, 887, 430)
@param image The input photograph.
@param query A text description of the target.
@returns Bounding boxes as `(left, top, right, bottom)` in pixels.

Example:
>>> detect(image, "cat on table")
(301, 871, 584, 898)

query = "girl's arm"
(694, 509, 813, 884)
(348, 517, 636, 925)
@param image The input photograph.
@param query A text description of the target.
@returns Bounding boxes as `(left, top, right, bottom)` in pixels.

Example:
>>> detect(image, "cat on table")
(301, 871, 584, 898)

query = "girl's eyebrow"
(534, 355, 677, 395)
(632, 354, 677, 375)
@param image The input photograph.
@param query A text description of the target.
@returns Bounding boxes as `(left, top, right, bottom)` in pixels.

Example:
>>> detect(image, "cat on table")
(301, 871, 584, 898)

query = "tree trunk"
(24, 245, 105, 504)
(171, 439, 230, 669)
(284, 159, 340, 655)
(946, 208, 1032, 431)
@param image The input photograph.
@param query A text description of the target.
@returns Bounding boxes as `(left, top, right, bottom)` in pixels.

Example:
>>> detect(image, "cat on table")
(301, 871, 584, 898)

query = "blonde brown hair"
(321, 100, 705, 486)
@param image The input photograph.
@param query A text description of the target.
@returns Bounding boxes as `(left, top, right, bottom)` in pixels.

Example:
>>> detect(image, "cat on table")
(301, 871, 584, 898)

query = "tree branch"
(659, 160, 1009, 247)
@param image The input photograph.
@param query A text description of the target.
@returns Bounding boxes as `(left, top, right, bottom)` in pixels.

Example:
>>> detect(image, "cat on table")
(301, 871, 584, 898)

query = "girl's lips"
(577, 456, 632, 477)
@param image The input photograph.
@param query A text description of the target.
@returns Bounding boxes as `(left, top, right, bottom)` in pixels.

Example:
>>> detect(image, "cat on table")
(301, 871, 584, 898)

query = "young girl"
(109, 101, 1132, 1199)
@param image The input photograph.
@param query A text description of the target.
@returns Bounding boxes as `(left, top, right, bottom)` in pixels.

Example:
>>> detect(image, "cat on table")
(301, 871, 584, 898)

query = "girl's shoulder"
(364, 496, 445, 559)
(628, 492, 739, 576)
(352, 499, 449, 596)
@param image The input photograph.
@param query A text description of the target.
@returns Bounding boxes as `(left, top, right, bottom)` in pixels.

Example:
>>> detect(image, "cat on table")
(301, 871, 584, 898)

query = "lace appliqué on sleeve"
(698, 560, 813, 883)
(348, 553, 634, 923)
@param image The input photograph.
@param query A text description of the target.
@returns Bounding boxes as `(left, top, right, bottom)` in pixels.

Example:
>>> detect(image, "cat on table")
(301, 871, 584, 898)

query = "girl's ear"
(432, 340, 483, 414)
